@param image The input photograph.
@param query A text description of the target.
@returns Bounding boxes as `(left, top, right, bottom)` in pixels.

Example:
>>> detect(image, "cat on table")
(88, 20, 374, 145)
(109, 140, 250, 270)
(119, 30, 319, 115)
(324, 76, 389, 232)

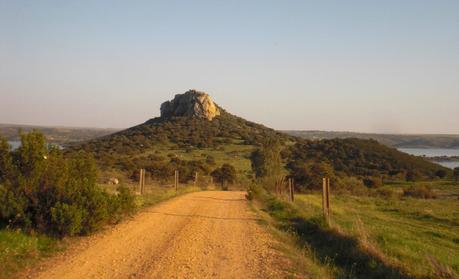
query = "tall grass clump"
(403, 184, 437, 199)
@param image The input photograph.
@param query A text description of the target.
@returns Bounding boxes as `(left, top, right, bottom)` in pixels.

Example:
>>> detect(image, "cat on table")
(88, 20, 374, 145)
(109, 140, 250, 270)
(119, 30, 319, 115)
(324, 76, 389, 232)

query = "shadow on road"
(147, 211, 261, 222)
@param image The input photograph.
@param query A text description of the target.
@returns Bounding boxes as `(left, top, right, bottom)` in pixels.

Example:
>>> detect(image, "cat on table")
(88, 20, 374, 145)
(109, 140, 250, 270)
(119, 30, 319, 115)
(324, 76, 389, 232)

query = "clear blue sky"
(1, 0, 458, 133)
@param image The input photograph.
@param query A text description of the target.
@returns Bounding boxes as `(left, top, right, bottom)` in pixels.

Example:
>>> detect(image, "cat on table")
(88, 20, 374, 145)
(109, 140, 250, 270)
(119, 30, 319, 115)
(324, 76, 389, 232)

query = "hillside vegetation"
(69, 109, 291, 182)
(287, 138, 450, 191)
(285, 130, 459, 149)
(66, 92, 449, 190)
(0, 132, 136, 236)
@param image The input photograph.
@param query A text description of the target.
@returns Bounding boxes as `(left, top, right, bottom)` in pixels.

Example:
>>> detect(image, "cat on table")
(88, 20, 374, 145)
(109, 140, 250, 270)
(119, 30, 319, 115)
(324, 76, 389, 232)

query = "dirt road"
(30, 191, 295, 279)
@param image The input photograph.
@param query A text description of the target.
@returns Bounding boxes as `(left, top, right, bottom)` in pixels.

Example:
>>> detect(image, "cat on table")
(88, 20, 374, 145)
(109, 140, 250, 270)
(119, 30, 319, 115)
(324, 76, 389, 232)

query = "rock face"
(160, 90, 221, 121)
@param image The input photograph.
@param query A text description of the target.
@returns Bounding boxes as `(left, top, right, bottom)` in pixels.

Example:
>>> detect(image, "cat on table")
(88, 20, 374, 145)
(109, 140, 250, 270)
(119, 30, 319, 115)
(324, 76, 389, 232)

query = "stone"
(107, 178, 119, 185)
(160, 90, 220, 121)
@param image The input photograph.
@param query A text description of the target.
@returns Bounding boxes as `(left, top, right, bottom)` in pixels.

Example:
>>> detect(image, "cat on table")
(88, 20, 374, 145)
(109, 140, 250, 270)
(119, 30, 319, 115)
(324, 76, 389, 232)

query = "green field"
(0, 230, 60, 279)
(147, 141, 255, 173)
(254, 181, 459, 278)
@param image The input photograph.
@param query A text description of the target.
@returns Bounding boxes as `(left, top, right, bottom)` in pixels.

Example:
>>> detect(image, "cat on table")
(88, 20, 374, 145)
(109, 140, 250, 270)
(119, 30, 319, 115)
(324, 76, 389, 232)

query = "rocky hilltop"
(70, 89, 448, 186)
(160, 90, 220, 121)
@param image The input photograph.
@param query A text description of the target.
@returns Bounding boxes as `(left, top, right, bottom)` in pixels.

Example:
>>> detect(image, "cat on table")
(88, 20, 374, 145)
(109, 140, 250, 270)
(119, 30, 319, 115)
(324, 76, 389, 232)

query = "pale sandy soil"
(23, 191, 298, 279)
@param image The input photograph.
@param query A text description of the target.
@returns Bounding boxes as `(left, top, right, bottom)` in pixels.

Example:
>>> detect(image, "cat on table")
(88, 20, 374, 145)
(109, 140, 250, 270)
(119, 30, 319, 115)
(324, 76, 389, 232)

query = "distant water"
(398, 148, 459, 157)
(8, 140, 62, 150)
(7, 140, 21, 150)
(399, 148, 459, 169)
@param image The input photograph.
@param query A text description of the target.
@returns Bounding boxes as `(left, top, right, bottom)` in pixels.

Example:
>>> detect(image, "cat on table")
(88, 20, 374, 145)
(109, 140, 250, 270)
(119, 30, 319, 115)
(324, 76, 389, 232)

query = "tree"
(288, 160, 336, 190)
(435, 169, 448, 179)
(250, 149, 266, 178)
(250, 137, 284, 191)
(211, 164, 237, 189)
(454, 167, 459, 182)
(363, 176, 383, 188)
(0, 137, 13, 183)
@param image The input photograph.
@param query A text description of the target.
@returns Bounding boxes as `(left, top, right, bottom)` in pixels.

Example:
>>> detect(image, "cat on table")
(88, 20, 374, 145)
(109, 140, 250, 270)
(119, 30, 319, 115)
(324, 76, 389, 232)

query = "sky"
(0, 0, 458, 134)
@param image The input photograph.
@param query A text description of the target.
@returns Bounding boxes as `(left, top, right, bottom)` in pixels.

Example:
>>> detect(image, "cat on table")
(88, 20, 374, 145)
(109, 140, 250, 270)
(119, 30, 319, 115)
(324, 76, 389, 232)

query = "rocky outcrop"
(160, 90, 220, 121)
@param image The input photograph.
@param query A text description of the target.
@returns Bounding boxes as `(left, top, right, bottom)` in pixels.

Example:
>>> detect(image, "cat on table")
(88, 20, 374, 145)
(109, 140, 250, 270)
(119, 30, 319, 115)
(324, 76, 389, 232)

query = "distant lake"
(398, 148, 459, 157)
(8, 140, 62, 150)
(399, 148, 459, 169)
(8, 140, 21, 149)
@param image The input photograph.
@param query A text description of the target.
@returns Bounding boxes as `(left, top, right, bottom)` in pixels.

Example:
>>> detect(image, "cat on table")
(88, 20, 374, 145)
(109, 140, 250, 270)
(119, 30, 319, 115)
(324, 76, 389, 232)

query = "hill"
(69, 90, 291, 180)
(68, 90, 449, 185)
(0, 123, 119, 144)
(288, 138, 449, 182)
(285, 130, 459, 149)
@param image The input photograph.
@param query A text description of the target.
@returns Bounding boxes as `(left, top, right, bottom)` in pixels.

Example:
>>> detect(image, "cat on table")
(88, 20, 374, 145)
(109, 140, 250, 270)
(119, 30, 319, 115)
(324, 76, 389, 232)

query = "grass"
(0, 230, 61, 279)
(252, 181, 459, 279)
(127, 141, 255, 173)
(250, 199, 334, 278)
(294, 194, 459, 278)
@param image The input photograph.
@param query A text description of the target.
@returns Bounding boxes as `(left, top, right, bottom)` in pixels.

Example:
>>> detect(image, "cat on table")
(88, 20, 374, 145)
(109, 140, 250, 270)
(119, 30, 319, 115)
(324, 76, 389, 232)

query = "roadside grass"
(250, 200, 334, 279)
(0, 230, 62, 279)
(252, 182, 459, 279)
(295, 194, 458, 278)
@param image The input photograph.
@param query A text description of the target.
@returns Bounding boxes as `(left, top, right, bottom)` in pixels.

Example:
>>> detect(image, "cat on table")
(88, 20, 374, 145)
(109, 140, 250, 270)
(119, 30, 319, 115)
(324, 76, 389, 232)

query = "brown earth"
(25, 191, 298, 279)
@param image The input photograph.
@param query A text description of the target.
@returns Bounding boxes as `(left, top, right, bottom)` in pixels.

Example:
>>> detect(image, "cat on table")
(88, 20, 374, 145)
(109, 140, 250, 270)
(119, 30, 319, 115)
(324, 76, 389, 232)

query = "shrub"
(245, 189, 254, 200)
(336, 176, 369, 196)
(403, 184, 437, 199)
(287, 160, 336, 191)
(435, 169, 448, 179)
(50, 202, 83, 236)
(374, 188, 398, 199)
(211, 164, 237, 188)
(363, 177, 383, 189)
(454, 167, 459, 182)
(113, 186, 136, 214)
(0, 131, 135, 237)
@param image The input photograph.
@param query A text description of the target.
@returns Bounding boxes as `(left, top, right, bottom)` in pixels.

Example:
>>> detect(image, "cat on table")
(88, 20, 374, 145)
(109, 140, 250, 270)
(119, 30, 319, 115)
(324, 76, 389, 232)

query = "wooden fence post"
(175, 170, 178, 193)
(194, 172, 198, 186)
(139, 169, 142, 194)
(139, 169, 145, 195)
(322, 177, 331, 224)
(143, 169, 146, 195)
(290, 178, 295, 202)
(142, 169, 144, 195)
(322, 177, 328, 222)
(326, 177, 331, 217)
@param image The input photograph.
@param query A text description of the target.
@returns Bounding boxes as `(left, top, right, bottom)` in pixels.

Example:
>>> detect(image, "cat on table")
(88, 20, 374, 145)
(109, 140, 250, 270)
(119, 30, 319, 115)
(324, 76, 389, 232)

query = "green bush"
(245, 189, 254, 200)
(112, 186, 136, 215)
(50, 202, 83, 236)
(374, 188, 398, 199)
(211, 164, 237, 188)
(0, 131, 135, 237)
(336, 176, 369, 196)
(403, 184, 437, 199)
(454, 167, 459, 181)
(287, 160, 336, 191)
(363, 177, 383, 189)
